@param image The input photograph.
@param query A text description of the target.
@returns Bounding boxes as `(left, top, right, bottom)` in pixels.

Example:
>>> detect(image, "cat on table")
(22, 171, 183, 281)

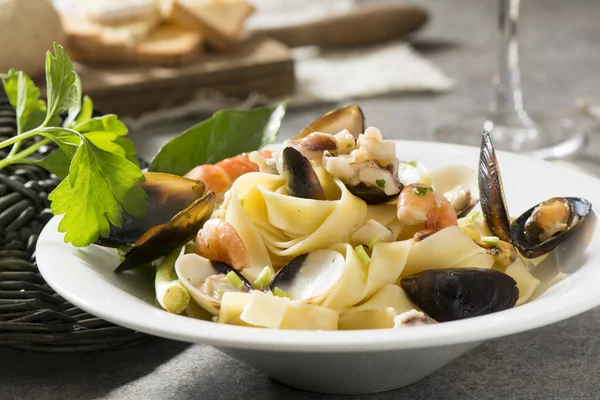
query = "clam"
(268, 250, 345, 304)
(175, 253, 251, 315)
(428, 164, 479, 217)
(400, 268, 519, 322)
(114, 191, 216, 273)
(478, 130, 592, 259)
(281, 147, 327, 200)
(294, 104, 365, 140)
(96, 172, 207, 247)
(510, 197, 591, 258)
(478, 131, 511, 242)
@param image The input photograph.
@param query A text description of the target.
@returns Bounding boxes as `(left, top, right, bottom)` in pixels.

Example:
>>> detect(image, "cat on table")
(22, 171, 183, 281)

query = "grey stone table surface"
(2, 0, 600, 399)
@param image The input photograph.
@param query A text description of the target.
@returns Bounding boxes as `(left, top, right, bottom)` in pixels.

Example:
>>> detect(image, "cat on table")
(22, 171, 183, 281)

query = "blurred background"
(2, 0, 598, 170)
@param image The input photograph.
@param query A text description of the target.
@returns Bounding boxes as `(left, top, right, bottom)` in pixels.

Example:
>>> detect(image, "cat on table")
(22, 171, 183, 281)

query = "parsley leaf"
(49, 136, 147, 247)
(45, 43, 80, 123)
(375, 179, 386, 189)
(412, 186, 431, 196)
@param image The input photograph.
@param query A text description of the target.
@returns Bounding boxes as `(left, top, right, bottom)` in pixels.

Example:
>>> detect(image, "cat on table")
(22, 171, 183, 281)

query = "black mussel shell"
(510, 197, 591, 259)
(282, 147, 327, 200)
(294, 104, 365, 140)
(400, 268, 519, 322)
(479, 130, 511, 242)
(96, 172, 206, 248)
(347, 182, 398, 205)
(115, 192, 216, 273)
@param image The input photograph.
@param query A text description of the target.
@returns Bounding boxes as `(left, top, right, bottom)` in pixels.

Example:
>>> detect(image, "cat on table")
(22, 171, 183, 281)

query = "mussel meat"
(393, 309, 437, 328)
(294, 104, 365, 140)
(175, 253, 251, 315)
(281, 147, 327, 200)
(114, 191, 216, 273)
(478, 130, 511, 242)
(400, 268, 519, 322)
(268, 250, 345, 303)
(476, 239, 517, 267)
(511, 197, 591, 258)
(96, 172, 207, 247)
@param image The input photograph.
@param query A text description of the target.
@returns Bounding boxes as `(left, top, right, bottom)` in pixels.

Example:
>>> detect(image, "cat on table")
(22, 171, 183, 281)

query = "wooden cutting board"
(73, 3, 427, 117)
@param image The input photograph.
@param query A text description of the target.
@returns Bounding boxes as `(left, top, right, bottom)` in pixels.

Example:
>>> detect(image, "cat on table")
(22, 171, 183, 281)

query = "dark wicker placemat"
(0, 87, 149, 353)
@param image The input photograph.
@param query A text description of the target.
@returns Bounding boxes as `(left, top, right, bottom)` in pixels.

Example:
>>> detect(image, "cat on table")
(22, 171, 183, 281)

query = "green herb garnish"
(412, 186, 431, 196)
(375, 179, 386, 189)
(0, 43, 147, 247)
(346, 143, 353, 148)
(466, 210, 482, 223)
(272, 287, 289, 298)
(481, 236, 500, 245)
(226, 271, 245, 290)
(355, 245, 371, 265)
(367, 238, 380, 249)
(253, 266, 272, 290)
(148, 101, 288, 175)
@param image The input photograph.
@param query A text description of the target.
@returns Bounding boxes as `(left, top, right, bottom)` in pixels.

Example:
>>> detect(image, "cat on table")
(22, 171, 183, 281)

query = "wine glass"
(434, 0, 587, 159)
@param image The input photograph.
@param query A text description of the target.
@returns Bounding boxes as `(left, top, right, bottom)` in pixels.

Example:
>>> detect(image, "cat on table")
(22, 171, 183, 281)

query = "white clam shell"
(175, 253, 222, 315)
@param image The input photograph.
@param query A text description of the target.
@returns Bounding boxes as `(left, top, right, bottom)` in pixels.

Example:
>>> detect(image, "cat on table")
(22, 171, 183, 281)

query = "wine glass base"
(434, 112, 588, 160)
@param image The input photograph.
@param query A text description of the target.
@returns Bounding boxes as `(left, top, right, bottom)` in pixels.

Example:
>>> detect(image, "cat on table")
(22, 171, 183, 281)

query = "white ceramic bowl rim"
(37, 141, 600, 353)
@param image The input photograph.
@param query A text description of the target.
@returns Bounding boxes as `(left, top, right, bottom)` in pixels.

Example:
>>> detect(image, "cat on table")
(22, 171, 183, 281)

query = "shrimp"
(185, 150, 273, 194)
(194, 218, 250, 271)
(397, 184, 458, 236)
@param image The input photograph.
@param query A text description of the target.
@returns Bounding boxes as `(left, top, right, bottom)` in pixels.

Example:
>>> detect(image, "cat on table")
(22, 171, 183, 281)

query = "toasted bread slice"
(168, 0, 254, 52)
(63, 19, 203, 66)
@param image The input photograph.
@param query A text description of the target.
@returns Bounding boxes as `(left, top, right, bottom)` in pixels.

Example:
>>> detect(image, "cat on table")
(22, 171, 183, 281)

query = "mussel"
(114, 191, 216, 273)
(510, 197, 591, 258)
(400, 268, 519, 322)
(281, 147, 327, 200)
(478, 131, 511, 242)
(175, 253, 252, 315)
(294, 104, 365, 140)
(97, 172, 207, 247)
(478, 130, 592, 259)
(268, 250, 345, 303)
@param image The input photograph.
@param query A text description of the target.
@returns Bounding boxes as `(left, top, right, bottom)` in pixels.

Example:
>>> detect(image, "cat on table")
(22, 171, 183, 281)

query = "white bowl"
(37, 140, 600, 395)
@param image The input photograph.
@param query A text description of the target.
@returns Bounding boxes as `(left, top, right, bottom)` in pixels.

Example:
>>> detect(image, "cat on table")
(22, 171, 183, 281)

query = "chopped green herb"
(253, 266, 272, 290)
(226, 271, 244, 290)
(273, 287, 289, 298)
(481, 236, 499, 245)
(355, 245, 371, 265)
(412, 186, 431, 196)
(367, 238, 380, 249)
(467, 211, 482, 223)
(375, 179, 386, 189)
(215, 288, 224, 297)
(346, 143, 353, 148)
(240, 199, 244, 207)
(116, 244, 132, 262)
(407, 160, 418, 167)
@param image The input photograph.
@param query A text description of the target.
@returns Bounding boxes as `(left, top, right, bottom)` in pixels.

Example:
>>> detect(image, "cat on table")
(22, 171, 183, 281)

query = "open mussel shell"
(479, 130, 511, 242)
(510, 197, 592, 259)
(175, 254, 251, 315)
(347, 182, 398, 205)
(294, 104, 365, 140)
(268, 250, 345, 303)
(400, 268, 519, 322)
(282, 147, 327, 200)
(114, 191, 216, 273)
(96, 172, 207, 247)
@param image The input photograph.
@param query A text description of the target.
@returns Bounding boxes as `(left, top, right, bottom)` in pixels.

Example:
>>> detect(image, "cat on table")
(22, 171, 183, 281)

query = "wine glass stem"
(489, 0, 533, 128)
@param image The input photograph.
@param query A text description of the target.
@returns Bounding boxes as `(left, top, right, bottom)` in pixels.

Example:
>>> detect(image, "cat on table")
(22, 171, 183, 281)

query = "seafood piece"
(476, 238, 517, 267)
(96, 172, 207, 248)
(511, 197, 591, 258)
(175, 253, 251, 315)
(282, 130, 356, 162)
(184, 150, 272, 195)
(114, 192, 216, 273)
(478, 130, 511, 242)
(396, 184, 458, 233)
(393, 309, 437, 328)
(428, 164, 479, 218)
(194, 218, 250, 271)
(281, 147, 327, 200)
(268, 250, 345, 304)
(400, 268, 519, 322)
(322, 127, 402, 204)
(351, 219, 395, 247)
(294, 104, 365, 140)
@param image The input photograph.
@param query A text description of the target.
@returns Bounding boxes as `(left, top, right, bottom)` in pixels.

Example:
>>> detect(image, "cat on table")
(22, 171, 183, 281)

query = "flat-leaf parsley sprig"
(0, 43, 147, 247)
